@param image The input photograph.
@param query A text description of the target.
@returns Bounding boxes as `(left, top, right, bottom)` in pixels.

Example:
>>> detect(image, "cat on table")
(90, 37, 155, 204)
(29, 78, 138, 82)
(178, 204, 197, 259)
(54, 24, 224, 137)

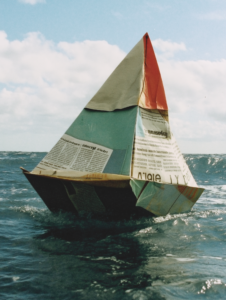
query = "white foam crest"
(10, 205, 46, 217)
(204, 184, 226, 193)
(127, 289, 149, 300)
(138, 226, 156, 234)
(175, 258, 196, 262)
(12, 276, 20, 282)
(149, 209, 226, 237)
(198, 279, 226, 295)
(201, 256, 223, 260)
(153, 212, 191, 224)
(197, 209, 226, 217)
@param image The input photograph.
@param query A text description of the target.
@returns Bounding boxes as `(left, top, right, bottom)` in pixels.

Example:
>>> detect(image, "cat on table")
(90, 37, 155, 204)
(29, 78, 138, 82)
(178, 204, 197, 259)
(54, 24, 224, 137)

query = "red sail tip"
(142, 34, 168, 110)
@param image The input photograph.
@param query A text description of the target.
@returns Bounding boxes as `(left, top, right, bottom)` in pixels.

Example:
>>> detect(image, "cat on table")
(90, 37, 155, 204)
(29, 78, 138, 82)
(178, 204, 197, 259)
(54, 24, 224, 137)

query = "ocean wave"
(1, 152, 226, 299)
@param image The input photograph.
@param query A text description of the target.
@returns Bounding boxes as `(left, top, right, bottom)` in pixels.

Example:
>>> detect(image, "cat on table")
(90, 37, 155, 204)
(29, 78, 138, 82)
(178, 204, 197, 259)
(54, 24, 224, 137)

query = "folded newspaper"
(21, 33, 204, 216)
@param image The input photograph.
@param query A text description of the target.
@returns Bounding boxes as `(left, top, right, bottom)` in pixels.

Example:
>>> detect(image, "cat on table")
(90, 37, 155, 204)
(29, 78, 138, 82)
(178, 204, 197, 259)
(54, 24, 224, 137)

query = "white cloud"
(0, 32, 226, 152)
(152, 39, 186, 59)
(170, 118, 226, 141)
(157, 54, 226, 152)
(18, 0, 45, 4)
(0, 31, 125, 151)
(159, 59, 226, 118)
(170, 117, 226, 153)
(150, 40, 226, 152)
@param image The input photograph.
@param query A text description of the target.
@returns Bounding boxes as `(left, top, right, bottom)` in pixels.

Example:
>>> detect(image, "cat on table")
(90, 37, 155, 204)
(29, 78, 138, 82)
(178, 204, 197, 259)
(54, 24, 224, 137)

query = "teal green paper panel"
(65, 106, 137, 175)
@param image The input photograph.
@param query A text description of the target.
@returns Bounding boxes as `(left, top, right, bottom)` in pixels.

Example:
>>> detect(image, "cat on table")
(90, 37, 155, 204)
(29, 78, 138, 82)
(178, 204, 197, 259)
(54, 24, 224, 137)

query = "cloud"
(152, 39, 186, 59)
(18, 0, 45, 5)
(0, 32, 226, 152)
(0, 31, 125, 151)
(169, 117, 226, 153)
(148, 40, 226, 151)
(157, 56, 226, 152)
(159, 59, 226, 118)
(170, 117, 226, 141)
(150, 40, 226, 125)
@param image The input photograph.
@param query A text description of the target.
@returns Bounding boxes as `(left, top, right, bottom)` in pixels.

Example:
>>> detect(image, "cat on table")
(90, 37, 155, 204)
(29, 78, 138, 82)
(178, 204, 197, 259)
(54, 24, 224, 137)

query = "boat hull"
(24, 172, 141, 216)
(23, 170, 204, 217)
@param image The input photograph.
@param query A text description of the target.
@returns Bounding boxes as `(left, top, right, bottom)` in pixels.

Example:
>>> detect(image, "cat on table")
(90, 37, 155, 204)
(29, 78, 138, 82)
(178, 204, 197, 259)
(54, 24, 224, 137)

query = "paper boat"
(21, 33, 204, 217)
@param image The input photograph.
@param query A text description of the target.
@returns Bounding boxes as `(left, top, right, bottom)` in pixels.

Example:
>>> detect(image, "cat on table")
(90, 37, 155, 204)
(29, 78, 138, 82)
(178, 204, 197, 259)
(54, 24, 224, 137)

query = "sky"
(0, 0, 226, 153)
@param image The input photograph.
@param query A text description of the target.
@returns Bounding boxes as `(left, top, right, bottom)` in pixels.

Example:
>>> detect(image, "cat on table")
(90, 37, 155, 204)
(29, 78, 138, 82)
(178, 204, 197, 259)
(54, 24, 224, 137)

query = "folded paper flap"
(30, 169, 130, 181)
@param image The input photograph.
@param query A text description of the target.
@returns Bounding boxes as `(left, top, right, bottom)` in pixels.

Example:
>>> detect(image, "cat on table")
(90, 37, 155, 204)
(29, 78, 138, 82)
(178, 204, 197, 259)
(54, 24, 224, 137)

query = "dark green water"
(0, 152, 226, 299)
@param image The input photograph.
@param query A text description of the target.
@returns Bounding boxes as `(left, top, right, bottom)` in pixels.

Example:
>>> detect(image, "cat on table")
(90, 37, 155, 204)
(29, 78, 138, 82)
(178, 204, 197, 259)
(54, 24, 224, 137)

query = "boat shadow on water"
(34, 208, 155, 242)
(31, 210, 197, 299)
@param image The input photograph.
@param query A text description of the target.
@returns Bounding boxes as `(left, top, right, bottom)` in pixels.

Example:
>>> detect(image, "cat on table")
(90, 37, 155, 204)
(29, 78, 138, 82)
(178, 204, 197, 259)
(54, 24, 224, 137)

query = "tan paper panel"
(85, 38, 144, 111)
(26, 169, 130, 188)
(132, 108, 198, 187)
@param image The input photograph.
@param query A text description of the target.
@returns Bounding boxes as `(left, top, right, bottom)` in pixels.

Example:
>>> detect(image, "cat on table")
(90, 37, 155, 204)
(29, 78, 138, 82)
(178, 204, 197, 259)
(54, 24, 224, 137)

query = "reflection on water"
(0, 152, 226, 299)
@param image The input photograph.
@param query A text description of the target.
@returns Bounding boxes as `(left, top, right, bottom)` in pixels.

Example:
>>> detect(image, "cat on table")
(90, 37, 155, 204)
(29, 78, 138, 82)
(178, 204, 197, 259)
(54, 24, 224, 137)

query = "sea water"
(0, 152, 226, 300)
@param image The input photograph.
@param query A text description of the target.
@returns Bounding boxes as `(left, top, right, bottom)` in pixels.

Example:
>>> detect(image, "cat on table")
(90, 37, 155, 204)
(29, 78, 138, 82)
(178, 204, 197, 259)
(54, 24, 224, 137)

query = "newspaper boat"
(21, 33, 204, 216)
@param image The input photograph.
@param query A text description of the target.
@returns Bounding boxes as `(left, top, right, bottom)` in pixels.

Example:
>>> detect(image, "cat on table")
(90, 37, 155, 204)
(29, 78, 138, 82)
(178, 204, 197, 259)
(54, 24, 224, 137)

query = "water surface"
(0, 152, 226, 299)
